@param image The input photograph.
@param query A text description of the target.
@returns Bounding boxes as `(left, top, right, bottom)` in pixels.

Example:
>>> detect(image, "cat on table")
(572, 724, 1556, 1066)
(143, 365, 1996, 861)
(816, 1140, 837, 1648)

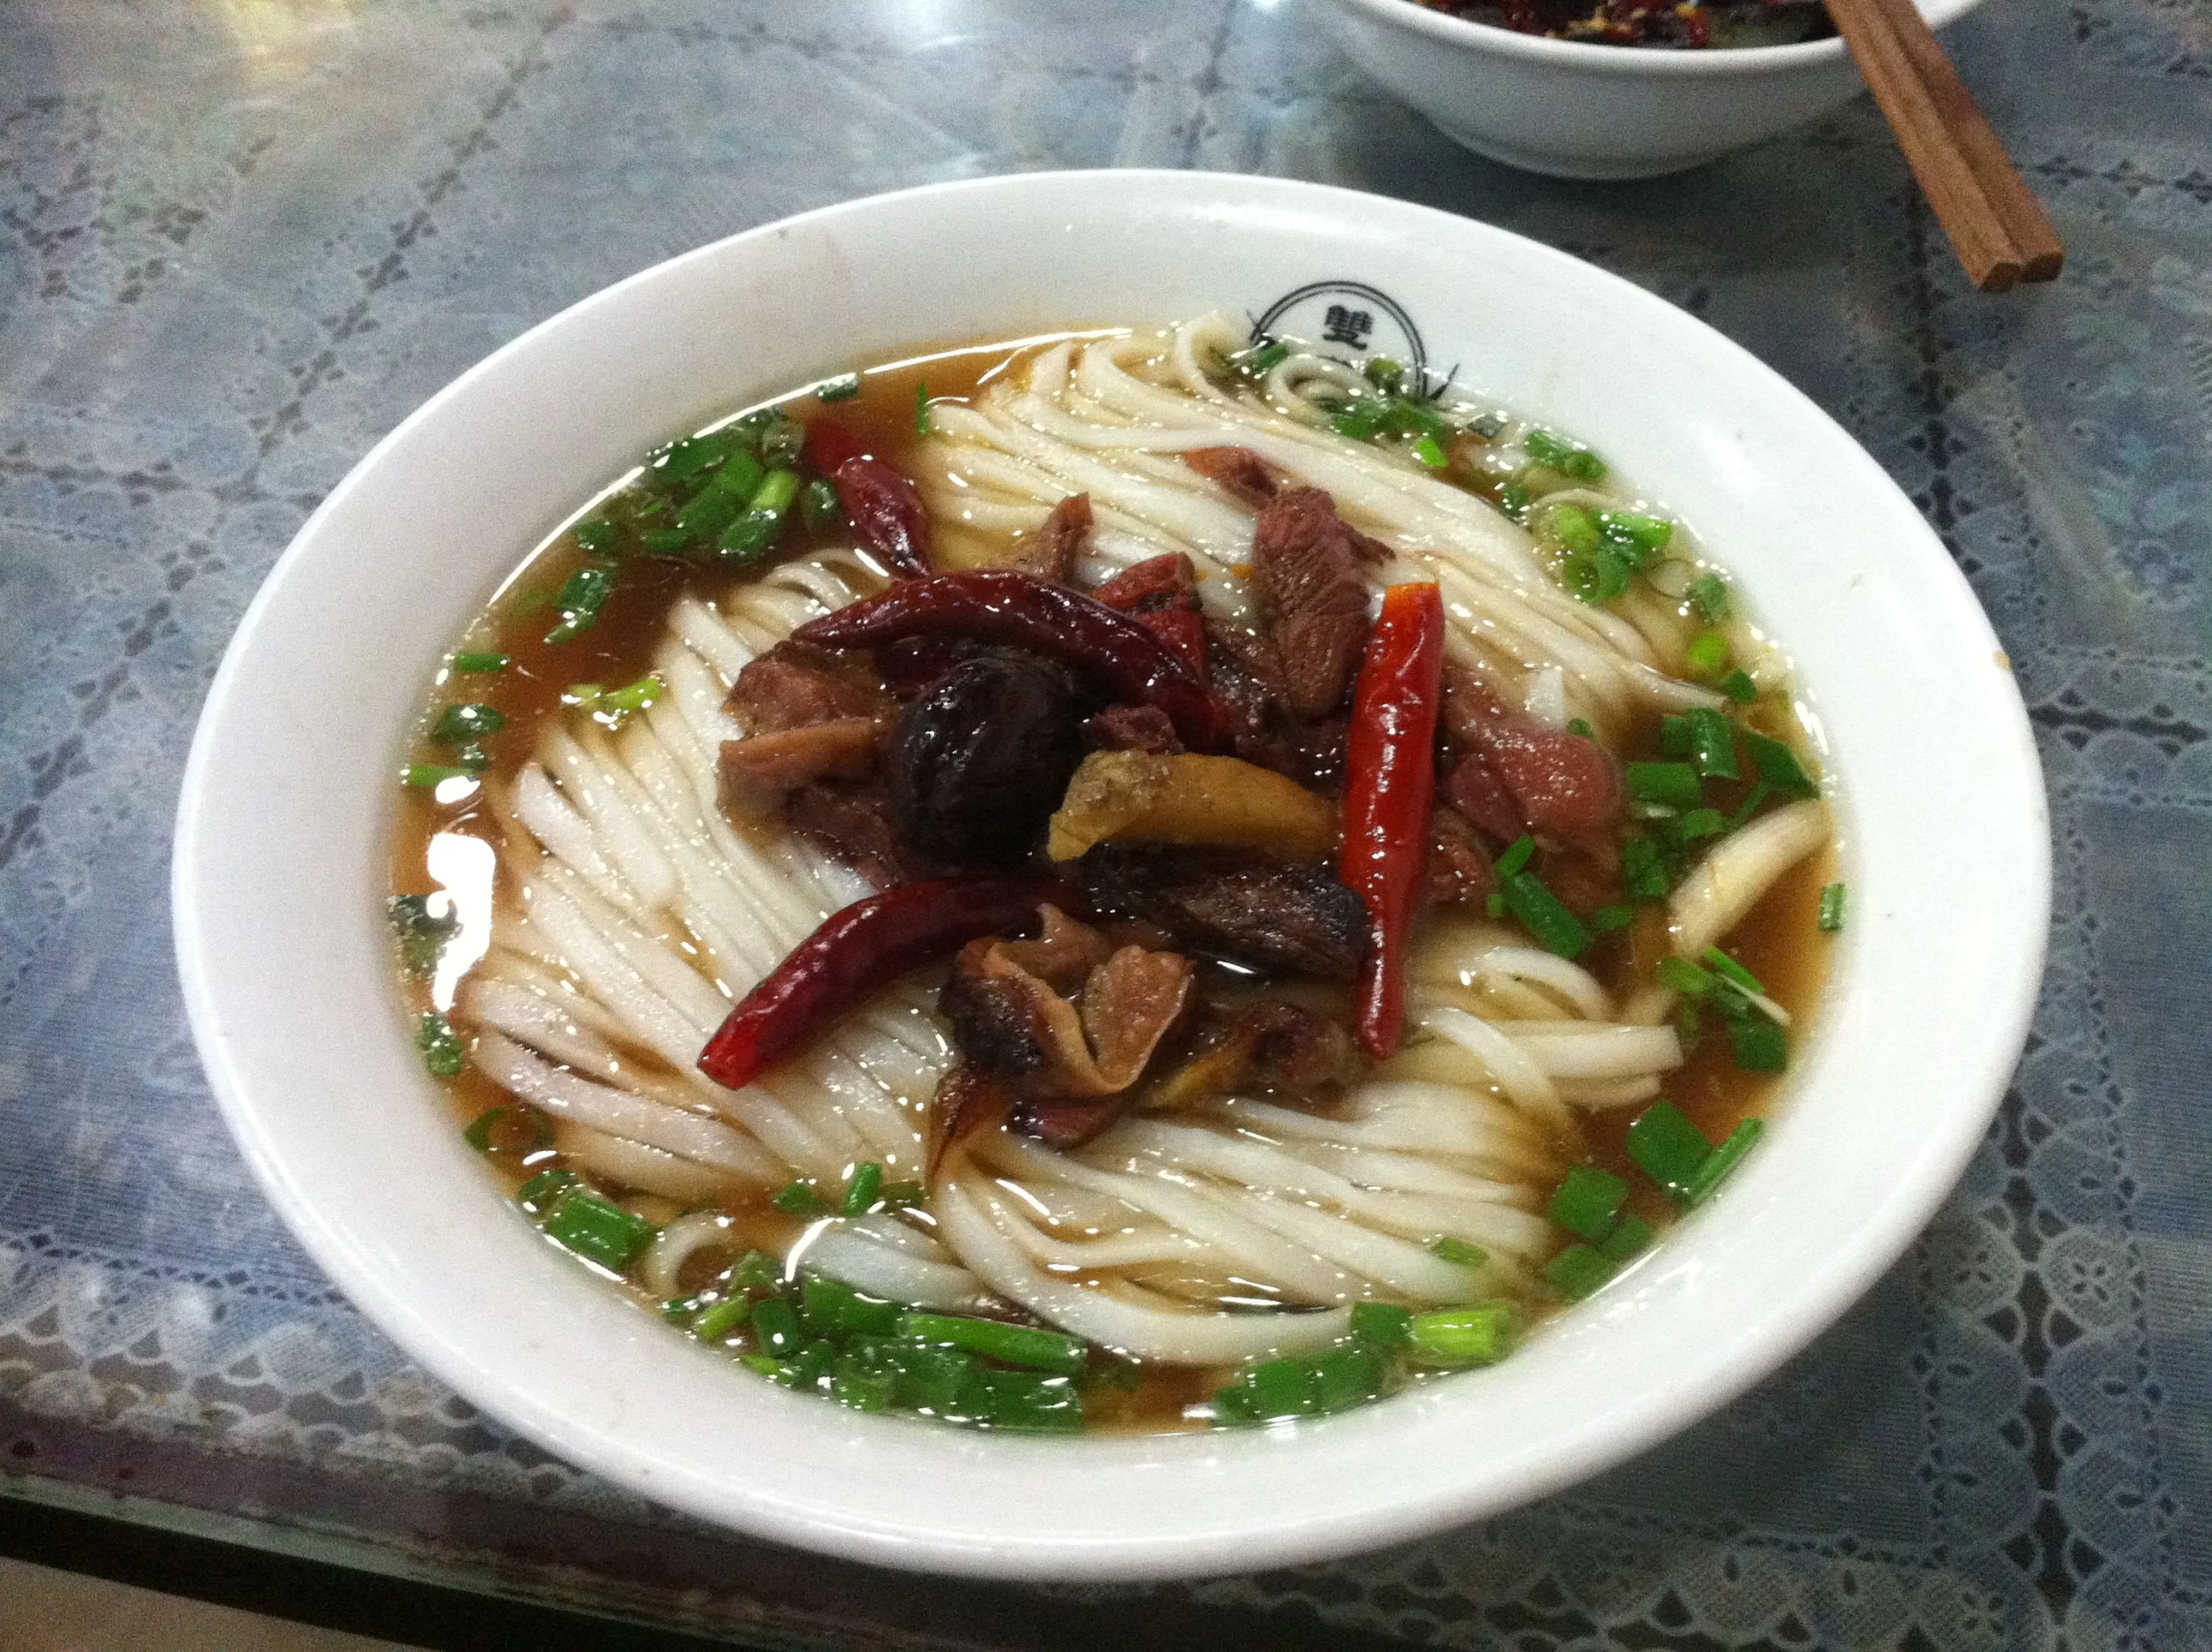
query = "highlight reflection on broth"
(389, 317, 1840, 1434)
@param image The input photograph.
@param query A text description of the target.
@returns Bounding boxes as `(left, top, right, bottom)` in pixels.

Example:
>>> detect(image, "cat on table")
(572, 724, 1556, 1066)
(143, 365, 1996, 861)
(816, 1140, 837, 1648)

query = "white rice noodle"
(1478, 1022, 1684, 1081)
(798, 1223, 984, 1310)
(938, 1179, 1352, 1364)
(471, 1031, 779, 1180)
(638, 1209, 747, 1299)
(1669, 799, 1829, 958)
(1416, 1007, 1572, 1132)
(1556, 1075, 1664, 1110)
(562, 1125, 736, 1208)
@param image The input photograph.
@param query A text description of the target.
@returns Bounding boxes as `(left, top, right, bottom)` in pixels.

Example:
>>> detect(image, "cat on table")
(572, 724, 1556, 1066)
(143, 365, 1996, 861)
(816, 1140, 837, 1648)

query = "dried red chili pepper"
(794, 569, 1233, 752)
(1339, 581, 1446, 1060)
(835, 457, 932, 578)
(1132, 606, 1207, 679)
(697, 874, 1076, 1090)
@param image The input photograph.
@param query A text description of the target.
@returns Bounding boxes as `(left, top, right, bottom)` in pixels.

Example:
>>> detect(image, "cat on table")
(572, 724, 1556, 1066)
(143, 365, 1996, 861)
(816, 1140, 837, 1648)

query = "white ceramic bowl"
(175, 170, 2046, 1580)
(1319, 0, 1987, 178)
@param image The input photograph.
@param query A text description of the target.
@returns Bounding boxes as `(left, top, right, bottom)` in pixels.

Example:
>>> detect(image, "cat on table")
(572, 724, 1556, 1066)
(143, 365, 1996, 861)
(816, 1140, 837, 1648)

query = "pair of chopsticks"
(1824, 0, 2064, 291)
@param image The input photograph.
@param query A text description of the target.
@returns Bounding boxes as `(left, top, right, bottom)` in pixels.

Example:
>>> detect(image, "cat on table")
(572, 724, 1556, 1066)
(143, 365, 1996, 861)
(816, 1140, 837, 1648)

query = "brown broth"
(390, 328, 1839, 1435)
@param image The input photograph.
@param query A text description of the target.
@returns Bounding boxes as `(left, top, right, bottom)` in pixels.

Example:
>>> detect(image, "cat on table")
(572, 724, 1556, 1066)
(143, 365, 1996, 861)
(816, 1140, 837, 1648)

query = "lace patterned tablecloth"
(3, 0, 2206, 1645)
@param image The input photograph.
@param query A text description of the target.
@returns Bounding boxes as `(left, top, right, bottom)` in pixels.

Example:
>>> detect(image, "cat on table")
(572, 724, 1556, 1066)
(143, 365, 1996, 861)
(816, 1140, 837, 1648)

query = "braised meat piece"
(1011, 492, 1093, 584)
(718, 721, 883, 814)
(936, 906, 1194, 1150)
(718, 640, 901, 855)
(726, 639, 891, 734)
(1427, 809, 1497, 908)
(1203, 619, 1349, 791)
(1440, 665, 1621, 848)
(1184, 445, 1281, 508)
(1146, 1001, 1360, 1112)
(1078, 843, 1364, 979)
(1091, 552, 1201, 614)
(1251, 487, 1390, 720)
(1083, 703, 1183, 755)
(783, 784, 911, 889)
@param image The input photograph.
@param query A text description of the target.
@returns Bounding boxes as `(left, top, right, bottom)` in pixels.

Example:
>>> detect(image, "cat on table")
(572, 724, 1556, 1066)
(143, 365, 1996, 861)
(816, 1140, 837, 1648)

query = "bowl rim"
(173, 167, 2050, 1581)
(1331, 0, 1987, 73)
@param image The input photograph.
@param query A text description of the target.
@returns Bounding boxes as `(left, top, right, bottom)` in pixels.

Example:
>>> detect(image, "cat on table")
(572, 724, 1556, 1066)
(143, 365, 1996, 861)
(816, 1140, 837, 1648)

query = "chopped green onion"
(1494, 834, 1537, 878)
(1363, 356, 1405, 392)
(1501, 869, 1591, 960)
(1687, 574, 1730, 623)
(842, 1161, 882, 1217)
(1625, 1100, 1714, 1201)
(1411, 434, 1449, 470)
(1727, 1016, 1788, 1072)
(915, 381, 932, 436)
(1655, 955, 1716, 997)
(1497, 483, 1531, 524)
(1241, 1357, 1319, 1418)
(1430, 1236, 1488, 1268)
(545, 564, 616, 643)
(599, 673, 662, 714)
(816, 372, 861, 402)
(1543, 1244, 1616, 1301)
(690, 1296, 752, 1341)
(733, 1250, 781, 1291)
(1485, 892, 1506, 919)
(660, 1294, 701, 1324)
(1569, 717, 1595, 739)
(452, 650, 509, 673)
(387, 892, 458, 976)
(1622, 837, 1670, 900)
(1597, 510, 1672, 558)
(573, 516, 620, 559)
(1590, 902, 1635, 932)
(875, 1180, 925, 1211)
(650, 431, 739, 484)
(1701, 946, 1765, 995)
(672, 449, 768, 541)
(898, 1312, 1089, 1377)
(1597, 1213, 1654, 1264)
(432, 703, 502, 745)
(771, 1179, 827, 1217)
(1684, 1118, 1764, 1205)
(1720, 669, 1759, 704)
(516, 1167, 579, 1217)
(1549, 505, 1602, 556)
(1741, 730, 1819, 798)
(542, 1192, 656, 1272)
(1407, 1300, 1519, 1365)
(1729, 779, 1775, 831)
(1681, 708, 1738, 779)
(1549, 1165, 1629, 1241)
(832, 1360, 896, 1413)
(757, 411, 806, 468)
(718, 468, 800, 561)
(802, 1275, 900, 1338)
(1563, 549, 1631, 604)
(416, 1011, 464, 1076)
(463, 1105, 550, 1154)
(1626, 762, 1703, 812)
(1350, 1301, 1414, 1346)
(983, 1371, 1085, 1432)
(1818, 882, 1847, 932)
(800, 477, 843, 535)
(1658, 714, 1694, 758)
(751, 1297, 803, 1358)
(1524, 428, 1606, 481)
(1683, 629, 1730, 681)
(1672, 808, 1726, 841)
(1310, 1343, 1388, 1413)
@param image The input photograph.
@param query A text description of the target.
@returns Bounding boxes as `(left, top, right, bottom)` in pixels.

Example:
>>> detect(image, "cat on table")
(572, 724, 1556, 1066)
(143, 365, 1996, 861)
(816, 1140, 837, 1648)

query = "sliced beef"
(783, 783, 911, 889)
(1427, 809, 1497, 908)
(1440, 664, 1622, 848)
(1184, 445, 1281, 507)
(1203, 620, 1350, 792)
(725, 639, 891, 734)
(1079, 843, 1364, 980)
(1083, 703, 1183, 755)
(1011, 493, 1092, 583)
(719, 640, 896, 821)
(1091, 552, 1201, 614)
(1251, 487, 1389, 720)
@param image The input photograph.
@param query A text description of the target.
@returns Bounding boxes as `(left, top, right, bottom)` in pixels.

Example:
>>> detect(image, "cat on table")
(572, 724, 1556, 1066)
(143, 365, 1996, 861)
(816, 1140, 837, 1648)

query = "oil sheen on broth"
(389, 319, 1840, 1436)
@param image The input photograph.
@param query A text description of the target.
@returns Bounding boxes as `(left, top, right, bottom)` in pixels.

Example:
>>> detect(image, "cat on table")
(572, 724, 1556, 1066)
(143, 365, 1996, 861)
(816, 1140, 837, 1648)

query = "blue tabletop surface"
(2, 0, 2207, 1646)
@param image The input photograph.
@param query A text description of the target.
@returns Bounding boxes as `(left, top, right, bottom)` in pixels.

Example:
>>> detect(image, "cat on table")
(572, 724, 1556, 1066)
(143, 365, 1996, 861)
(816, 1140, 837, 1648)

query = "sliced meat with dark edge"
(1251, 487, 1389, 720)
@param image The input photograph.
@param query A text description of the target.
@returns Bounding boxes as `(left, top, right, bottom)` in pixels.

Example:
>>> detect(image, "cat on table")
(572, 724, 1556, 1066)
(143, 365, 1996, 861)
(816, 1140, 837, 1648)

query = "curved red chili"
(837, 456, 931, 578)
(697, 874, 1077, 1090)
(1339, 582, 1446, 1060)
(793, 569, 1233, 752)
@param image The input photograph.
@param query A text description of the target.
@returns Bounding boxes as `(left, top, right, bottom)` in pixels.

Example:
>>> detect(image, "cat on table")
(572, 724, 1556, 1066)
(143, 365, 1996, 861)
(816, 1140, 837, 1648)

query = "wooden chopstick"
(1825, 0, 2064, 292)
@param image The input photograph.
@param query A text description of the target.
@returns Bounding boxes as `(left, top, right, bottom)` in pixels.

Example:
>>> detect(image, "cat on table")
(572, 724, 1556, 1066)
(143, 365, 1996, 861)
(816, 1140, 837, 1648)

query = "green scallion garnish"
(387, 892, 458, 975)
(541, 1192, 657, 1272)
(1687, 574, 1730, 623)
(689, 1296, 752, 1341)
(599, 673, 662, 714)
(1500, 867, 1591, 960)
(898, 1311, 1089, 1377)
(1741, 730, 1819, 798)
(1350, 1300, 1413, 1346)
(802, 1275, 900, 1338)
(1523, 428, 1605, 481)
(1626, 762, 1703, 812)
(915, 381, 932, 436)
(1411, 434, 1449, 470)
(463, 1105, 550, 1154)
(545, 564, 616, 643)
(1818, 881, 1846, 931)
(416, 1010, 464, 1076)
(1727, 1015, 1788, 1072)
(1590, 902, 1635, 932)
(772, 1179, 827, 1217)
(1624, 1100, 1712, 1202)
(1683, 630, 1730, 681)
(800, 477, 843, 535)
(516, 1167, 579, 1217)
(1684, 1118, 1764, 1205)
(841, 1161, 882, 1217)
(452, 650, 509, 673)
(1495, 834, 1537, 878)
(1598, 1214, 1654, 1264)
(1542, 1244, 1616, 1301)
(1622, 837, 1670, 900)
(816, 372, 862, 402)
(1406, 1301, 1519, 1366)
(1720, 669, 1759, 704)
(1430, 1236, 1488, 1268)
(1548, 1165, 1629, 1241)
(1497, 482, 1531, 524)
